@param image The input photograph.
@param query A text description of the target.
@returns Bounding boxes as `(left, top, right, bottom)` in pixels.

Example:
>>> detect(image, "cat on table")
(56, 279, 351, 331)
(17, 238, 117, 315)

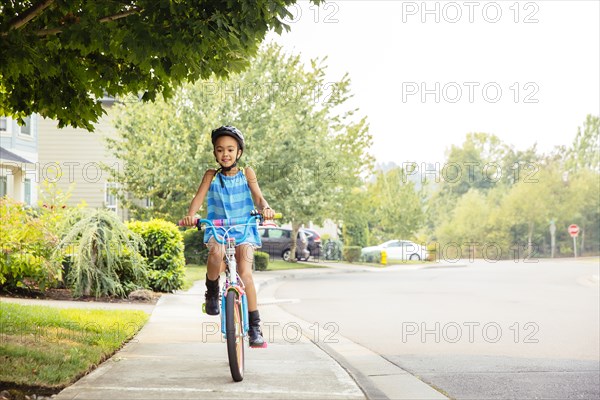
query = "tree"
(365, 167, 425, 244)
(0, 0, 320, 130)
(435, 189, 490, 258)
(107, 43, 372, 259)
(564, 115, 600, 173)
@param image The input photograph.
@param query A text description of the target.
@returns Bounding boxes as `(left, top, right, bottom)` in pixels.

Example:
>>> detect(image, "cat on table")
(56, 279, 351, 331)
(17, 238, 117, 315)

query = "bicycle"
(180, 209, 279, 382)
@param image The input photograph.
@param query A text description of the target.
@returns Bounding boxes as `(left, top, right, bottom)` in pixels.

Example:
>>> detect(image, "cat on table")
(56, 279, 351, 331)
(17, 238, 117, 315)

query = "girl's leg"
(205, 237, 225, 315)
(206, 237, 226, 280)
(236, 244, 257, 310)
(236, 244, 265, 347)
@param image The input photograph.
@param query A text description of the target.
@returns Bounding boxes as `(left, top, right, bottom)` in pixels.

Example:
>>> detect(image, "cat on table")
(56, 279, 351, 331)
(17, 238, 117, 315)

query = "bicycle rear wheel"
(225, 289, 245, 382)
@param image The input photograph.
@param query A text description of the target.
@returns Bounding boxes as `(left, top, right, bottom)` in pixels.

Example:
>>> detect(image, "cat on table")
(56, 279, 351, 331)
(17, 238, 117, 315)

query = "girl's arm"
(182, 169, 216, 225)
(245, 167, 276, 219)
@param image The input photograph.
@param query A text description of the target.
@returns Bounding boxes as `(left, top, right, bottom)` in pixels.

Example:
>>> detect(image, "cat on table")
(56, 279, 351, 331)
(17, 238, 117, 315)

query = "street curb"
(255, 269, 450, 400)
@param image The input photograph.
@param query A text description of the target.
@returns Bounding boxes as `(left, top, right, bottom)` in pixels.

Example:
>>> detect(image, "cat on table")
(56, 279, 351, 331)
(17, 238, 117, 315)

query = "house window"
(0, 176, 7, 197)
(24, 178, 32, 205)
(105, 182, 118, 211)
(20, 116, 31, 136)
(144, 198, 154, 208)
(0, 117, 7, 132)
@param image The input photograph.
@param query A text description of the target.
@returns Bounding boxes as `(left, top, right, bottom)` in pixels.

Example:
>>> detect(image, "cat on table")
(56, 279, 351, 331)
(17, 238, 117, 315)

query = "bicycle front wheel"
(225, 289, 245, 382)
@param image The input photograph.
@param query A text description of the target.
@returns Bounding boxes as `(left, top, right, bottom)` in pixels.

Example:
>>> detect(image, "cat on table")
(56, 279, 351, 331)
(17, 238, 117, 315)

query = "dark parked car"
(258, 226, 310, 261)
(302, 228, 322, 258)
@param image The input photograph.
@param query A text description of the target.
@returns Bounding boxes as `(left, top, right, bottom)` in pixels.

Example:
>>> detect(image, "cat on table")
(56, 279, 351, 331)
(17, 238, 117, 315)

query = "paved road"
(273, 258, 600, 399)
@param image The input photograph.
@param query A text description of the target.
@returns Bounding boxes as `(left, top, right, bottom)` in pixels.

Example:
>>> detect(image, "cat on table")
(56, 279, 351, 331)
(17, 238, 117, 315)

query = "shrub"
(182, 228, 208, 265)
(254, 251, 269, 271)
(426, 242, 437, 261)
(343, 246, 361, 263)
(0, 197, 62, 291)
(323, 238, 343, 260)
(360, 249, 383, 264)
(57, 208, 148, 297)
(127, 219, 185, 292)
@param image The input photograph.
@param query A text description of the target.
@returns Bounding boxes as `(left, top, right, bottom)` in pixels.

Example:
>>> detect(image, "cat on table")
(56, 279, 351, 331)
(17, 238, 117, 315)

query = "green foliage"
(254, 251, 269, 271)
(360, 249, 382, 264)
(127, 219, 185, 292)
(323, 238, 343, 261)
(182, 228, 208, 265)
(0, 0, 322, 130)
(57, 208, 148, 297)
(343, 246, 361, 263)
(106, 43, 373, 228)
(363, 168, 425, 244)
(0, 197, 62, 291)
(564, 115, 600, 172)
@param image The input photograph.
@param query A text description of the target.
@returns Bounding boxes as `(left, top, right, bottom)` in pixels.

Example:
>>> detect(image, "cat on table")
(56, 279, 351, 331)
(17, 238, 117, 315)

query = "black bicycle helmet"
(211, 125, 245, 152)
(211, 125, 245, 186)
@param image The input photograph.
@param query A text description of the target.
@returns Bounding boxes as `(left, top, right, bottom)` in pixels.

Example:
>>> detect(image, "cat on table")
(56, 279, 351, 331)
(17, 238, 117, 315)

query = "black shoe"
(204, 275, 220, 316)
(248, 310, 266, 347)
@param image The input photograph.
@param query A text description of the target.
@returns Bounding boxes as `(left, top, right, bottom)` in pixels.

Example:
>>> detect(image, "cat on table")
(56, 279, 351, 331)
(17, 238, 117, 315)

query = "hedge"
(127, 219, 185, 292)
(254, 251, 269, 271)
(343, 246, 361, 263)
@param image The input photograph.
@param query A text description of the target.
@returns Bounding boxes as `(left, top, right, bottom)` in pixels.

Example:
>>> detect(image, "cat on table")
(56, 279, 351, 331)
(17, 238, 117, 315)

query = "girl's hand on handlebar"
(180, 216, 197, 226)
(262, 207, 276, 220)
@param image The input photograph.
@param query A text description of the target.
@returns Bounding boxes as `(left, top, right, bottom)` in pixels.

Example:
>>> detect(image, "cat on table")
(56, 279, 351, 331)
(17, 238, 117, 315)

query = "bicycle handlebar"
(178, 210, 282, 245)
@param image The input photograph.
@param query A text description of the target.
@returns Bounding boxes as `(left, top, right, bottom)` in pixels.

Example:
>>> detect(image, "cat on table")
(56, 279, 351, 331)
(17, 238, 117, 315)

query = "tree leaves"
(0, 0, 321, 129)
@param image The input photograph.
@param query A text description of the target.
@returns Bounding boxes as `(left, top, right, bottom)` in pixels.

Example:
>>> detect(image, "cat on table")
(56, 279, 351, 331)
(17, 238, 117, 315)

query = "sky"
(266, 0, 600, 165)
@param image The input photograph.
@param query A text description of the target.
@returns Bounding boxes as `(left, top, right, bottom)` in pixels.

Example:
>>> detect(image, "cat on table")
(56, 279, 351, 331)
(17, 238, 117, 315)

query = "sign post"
(549, 220, 556, 258)
(568, 224, 579, 258)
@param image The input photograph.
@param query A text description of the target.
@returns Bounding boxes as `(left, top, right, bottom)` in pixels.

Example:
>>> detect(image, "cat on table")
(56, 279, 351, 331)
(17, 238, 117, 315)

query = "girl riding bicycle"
(181, 126, 275, 348)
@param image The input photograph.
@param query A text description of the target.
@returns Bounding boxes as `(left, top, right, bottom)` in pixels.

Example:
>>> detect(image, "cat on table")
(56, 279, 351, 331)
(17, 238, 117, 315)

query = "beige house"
(1, 115, 38, 205)
(37, 99, 129, 220)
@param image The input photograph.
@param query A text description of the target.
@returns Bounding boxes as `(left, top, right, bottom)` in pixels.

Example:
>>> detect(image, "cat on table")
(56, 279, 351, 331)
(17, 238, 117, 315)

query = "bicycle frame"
(195, 214, 262, 337)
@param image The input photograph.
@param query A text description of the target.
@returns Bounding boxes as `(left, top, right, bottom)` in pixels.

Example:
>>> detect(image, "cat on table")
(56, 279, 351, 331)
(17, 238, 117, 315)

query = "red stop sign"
(568, 224, 580, 237)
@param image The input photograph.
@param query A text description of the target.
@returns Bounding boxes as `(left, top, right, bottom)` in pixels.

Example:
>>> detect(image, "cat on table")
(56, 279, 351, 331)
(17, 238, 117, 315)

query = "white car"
(362, 240, 428, 261)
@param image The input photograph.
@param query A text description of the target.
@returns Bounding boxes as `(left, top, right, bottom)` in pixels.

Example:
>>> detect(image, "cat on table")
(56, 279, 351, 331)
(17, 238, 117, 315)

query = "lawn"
(264, 259, 326, 271)
(182, 264, 207, 291)
(0, 303, 148, 392)
(182, 259, 325, 289)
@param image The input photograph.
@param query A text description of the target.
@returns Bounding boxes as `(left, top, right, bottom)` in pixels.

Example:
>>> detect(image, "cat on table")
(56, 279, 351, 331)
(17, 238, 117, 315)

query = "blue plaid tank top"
(203, 169, 261, 247)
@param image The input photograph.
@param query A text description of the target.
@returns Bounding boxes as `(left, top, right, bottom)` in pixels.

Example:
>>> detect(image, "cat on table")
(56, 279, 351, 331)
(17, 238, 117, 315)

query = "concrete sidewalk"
(53, 270, 364, 399)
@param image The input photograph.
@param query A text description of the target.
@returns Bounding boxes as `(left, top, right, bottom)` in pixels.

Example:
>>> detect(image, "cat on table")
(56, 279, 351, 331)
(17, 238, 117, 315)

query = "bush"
(0, 197, 62, 291)
(182, 228, 208, 265)
(127, 219, 185, 292)
(323, 238, 343, 260)
(57, 208, 148, 297)
(343, 246, 362, 263)
(254, 251, 269, 271)
(426, 242, 437, 261)
(360, 249, 382, 264)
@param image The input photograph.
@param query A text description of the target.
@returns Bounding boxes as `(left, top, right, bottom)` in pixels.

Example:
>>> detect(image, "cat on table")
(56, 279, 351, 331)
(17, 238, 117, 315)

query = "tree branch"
(7, 0, 55, 31)
(31, 8, 142, 37)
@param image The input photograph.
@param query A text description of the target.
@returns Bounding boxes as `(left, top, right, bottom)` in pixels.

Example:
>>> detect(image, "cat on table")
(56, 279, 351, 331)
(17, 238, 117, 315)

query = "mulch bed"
(0, 286, 162, 304)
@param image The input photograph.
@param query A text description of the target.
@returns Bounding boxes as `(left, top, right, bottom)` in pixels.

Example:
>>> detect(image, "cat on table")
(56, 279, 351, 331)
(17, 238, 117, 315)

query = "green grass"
(264, 259, 326, 271)
(0, 303, 148, 390)
(183, 260, 324, 284)
(182, 264, 207, 291)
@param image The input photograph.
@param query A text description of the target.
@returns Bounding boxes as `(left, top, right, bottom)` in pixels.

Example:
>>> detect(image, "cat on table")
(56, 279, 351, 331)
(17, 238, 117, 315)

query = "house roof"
(0, 146, 34, 164)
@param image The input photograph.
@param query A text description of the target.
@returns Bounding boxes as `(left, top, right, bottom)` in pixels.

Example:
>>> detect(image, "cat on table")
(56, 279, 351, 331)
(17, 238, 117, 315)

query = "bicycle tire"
(225, 289, 245, 382)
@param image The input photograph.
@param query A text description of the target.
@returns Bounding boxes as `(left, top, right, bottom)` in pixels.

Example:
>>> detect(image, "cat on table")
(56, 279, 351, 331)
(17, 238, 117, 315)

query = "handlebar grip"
(178, 218, 199, 227)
